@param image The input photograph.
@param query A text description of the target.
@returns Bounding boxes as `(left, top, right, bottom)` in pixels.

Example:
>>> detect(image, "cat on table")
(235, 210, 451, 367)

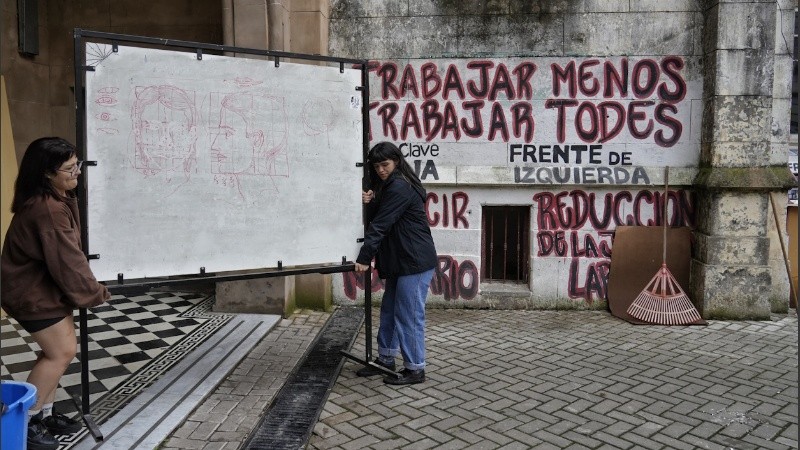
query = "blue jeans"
(377, 268, 434, 371)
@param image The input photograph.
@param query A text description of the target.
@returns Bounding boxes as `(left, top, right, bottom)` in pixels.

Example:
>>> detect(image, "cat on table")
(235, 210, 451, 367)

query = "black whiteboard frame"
(72, 29, 375, 439)
(73, 29, 370, 289)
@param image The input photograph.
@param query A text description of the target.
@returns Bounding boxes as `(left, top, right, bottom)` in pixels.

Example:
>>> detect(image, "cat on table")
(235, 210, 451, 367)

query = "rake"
(626, 167, 702, 325)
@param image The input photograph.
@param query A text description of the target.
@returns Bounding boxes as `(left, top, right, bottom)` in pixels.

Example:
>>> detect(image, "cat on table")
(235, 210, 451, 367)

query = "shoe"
(384, 368, 425, 385)
(356, 358, 396, 377)
(27, 417, 60, 450)
(42, 412, 82, 435)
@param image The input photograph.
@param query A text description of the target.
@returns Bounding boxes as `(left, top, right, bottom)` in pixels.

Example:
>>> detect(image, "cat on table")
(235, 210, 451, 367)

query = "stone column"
(229, 0, 269, 50)
(289, 0, 336, 310)
(216, 1, 335, 314)
(691, 1, 796, 319)
(216, 0, 291, 315)
(269, 1, 292, 51)
(290, 0, 329, 55)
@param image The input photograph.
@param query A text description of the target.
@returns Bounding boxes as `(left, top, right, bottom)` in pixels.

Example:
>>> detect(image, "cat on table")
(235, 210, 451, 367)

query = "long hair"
(366, 142, 425, 197)
(12, 137, 77, 213)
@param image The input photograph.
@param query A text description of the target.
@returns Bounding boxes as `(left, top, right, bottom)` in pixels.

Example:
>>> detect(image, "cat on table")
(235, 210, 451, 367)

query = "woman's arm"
(356, 180, 413, 265)
(40, 202, 110, 308)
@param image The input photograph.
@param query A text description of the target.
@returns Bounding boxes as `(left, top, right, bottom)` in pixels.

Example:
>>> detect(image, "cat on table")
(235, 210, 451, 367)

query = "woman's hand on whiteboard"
(362, 190, 374, 204)
(354, 262, 371, 272)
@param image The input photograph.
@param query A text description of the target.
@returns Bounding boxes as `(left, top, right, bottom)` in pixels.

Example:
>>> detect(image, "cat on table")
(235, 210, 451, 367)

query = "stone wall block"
(771, 97, 792, 143)
(233, 3, 269, 49)
(459, 14, 562, 56)
(775, 3, 795, 56)
(693, 233, 770, 266)
(291, 12, 325, 54)
(293, 0, 330, 13)
(701, 141, 770, 167)
(331, 0, 409, 17)
(409, 0, 510, 16)
(328, 18, 363, 58)
(50, 106, 74, 143)
(563, 12, 696, 56)
(5, 60, 49, 105)
(112, 1, 218, 28)
(295, 273, 332, 311)
(711, 49, 774, 96)
(49, 65, 73, 107)
(702, 4, 720, 55)
(769, 141, 790, 166)
(701, 95, 772, 144)
(631, 0, 702, 12)
(268, 1, 291, 52)
(691, 261, 772, 319)
(350, 16, 458, 59)
(772, 55, 793, 99)
(509, 0, 565, 14)
(694, 192, 767, 236)
(11, 101, 51, 159)
(46, 28, 74, 67)
(214, 276, 295, 316)
(1, 5, 17, 75)
(715, 3, 775, 50)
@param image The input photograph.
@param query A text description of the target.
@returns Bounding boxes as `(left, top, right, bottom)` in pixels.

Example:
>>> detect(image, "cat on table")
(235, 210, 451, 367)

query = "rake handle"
(663, 167, 669, 264)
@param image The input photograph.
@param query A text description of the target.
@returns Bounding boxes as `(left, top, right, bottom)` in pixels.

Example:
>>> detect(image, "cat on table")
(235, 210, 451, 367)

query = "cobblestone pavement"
(310, 310, 798, 450)
(164, 308, 797, 450)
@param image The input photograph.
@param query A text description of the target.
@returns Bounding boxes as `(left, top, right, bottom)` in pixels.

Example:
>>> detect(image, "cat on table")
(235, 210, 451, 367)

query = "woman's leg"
(376, 277, 399, 361)
(26, 315, 77, 411)
(394, 269, 434, 371)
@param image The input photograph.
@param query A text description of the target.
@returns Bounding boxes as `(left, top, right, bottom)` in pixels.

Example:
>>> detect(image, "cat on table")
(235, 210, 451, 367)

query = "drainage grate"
(244, 306, 364, 450)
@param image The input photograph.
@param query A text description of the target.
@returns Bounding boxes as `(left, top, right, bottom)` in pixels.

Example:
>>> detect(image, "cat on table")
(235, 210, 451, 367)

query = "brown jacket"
(1, 194, 109, 321)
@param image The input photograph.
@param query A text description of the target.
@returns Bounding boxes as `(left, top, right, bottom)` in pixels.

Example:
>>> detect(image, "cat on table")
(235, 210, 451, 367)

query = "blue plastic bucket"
(1, 380, 38, 450)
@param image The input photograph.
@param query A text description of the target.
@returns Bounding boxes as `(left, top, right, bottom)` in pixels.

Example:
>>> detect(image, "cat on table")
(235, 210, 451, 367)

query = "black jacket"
(356, 173, 437, 279)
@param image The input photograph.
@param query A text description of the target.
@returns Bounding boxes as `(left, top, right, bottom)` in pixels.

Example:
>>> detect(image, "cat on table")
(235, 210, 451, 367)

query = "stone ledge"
(693, 166, 796, 191)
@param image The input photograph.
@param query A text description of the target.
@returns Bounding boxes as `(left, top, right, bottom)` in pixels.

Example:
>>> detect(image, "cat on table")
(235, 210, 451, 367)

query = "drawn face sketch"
(210, 91, 288, 177)
(132, 85, 198, 182)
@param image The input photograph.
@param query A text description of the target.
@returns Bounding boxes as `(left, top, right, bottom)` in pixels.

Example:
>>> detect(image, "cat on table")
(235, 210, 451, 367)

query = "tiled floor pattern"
(0, 289, 232, 449)
(73, 313, 279, 450)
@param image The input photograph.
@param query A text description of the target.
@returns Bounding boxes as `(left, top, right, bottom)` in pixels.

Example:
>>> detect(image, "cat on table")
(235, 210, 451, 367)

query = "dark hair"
(12, 137, 77, 213)
(367, 142, 425, 197)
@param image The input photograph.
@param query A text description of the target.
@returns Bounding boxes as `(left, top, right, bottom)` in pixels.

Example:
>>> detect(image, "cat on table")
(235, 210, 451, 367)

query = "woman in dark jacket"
(354, 142, 437, 385)
(2, 137, 110, 449)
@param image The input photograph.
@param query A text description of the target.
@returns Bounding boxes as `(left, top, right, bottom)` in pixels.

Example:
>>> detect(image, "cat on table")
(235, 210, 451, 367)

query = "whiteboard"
(84, 44, 364, 282)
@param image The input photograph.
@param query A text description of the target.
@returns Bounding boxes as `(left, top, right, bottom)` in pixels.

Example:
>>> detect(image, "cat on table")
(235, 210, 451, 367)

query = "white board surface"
(84, 44, 364, 282)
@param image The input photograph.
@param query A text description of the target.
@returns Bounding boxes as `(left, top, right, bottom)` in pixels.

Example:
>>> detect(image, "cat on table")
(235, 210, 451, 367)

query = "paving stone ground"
(167, 308, 798, 450)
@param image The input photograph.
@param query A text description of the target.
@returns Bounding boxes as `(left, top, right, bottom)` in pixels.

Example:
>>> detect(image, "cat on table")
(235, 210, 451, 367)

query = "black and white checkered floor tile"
(1, 289, 233, 449)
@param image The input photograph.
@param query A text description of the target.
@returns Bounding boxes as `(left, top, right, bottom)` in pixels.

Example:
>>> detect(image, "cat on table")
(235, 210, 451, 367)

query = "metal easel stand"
(73, 262, 357, 442)
(340, 271, 397, 377)
(73, 307, 104, 442)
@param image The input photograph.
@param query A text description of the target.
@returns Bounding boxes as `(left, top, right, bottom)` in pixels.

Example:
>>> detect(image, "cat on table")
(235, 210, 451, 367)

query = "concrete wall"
(328, 0, 796, 317)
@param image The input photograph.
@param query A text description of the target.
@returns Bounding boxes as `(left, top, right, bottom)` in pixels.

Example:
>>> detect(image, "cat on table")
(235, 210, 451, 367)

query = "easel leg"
(340, 270, 397, 377)
(76, 307, 104, 442)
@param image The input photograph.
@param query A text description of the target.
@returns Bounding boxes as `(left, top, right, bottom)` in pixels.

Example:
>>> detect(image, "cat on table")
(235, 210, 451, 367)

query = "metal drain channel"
(244, 306, 365, 449)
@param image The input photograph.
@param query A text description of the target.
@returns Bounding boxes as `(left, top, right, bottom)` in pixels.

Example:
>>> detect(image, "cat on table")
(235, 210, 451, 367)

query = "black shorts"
(16, 316, 66, 333)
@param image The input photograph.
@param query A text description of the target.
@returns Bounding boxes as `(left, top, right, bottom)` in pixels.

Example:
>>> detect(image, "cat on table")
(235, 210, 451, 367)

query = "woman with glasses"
(2, 137, 109, 450)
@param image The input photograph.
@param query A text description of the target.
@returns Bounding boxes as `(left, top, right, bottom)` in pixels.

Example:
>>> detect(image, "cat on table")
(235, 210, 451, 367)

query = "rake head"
(627, 263, 702, 325)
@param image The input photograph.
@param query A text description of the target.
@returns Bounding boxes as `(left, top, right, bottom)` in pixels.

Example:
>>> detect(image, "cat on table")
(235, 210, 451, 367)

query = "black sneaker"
(42, 411, 82, 435)
(355, 358, 395, 377)
(27, 415, 59, 450)
(384, 368, 425, 385)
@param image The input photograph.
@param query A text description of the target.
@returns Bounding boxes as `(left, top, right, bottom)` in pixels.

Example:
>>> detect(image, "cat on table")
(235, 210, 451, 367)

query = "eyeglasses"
(57, 160, 83, 175)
